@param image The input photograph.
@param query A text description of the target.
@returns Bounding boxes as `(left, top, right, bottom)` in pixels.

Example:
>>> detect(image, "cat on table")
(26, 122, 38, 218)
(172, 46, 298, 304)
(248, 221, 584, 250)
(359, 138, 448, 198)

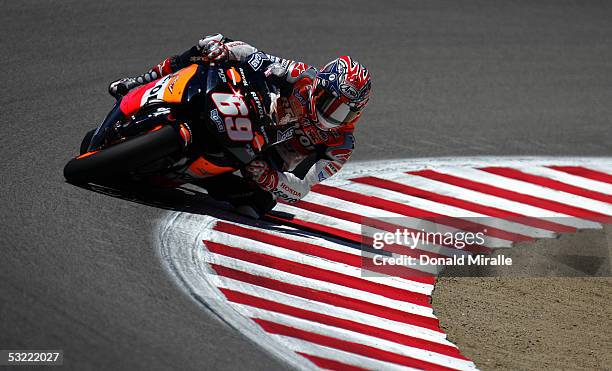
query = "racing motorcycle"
(64, 60, 295, 212)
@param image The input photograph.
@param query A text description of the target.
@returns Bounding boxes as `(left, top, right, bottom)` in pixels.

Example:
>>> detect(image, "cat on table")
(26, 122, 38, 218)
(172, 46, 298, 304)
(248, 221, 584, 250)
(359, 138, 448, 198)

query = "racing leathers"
(111, 34, 355, 205)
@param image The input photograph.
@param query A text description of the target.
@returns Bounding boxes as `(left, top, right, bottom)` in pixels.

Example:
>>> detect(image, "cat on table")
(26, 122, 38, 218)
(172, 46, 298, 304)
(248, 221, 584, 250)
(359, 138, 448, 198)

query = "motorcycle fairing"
(84, 60, 298, 184)
(119, 64, 199, 116)
(185, 156, 235, 178)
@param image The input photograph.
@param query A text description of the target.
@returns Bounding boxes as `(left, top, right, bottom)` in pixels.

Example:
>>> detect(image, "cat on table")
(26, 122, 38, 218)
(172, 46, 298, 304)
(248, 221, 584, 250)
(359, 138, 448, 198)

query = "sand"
(433, 226, 612, 370)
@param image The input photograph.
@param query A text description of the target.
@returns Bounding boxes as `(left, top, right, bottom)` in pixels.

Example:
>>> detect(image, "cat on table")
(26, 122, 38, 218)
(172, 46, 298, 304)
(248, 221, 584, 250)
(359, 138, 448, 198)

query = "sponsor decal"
(323, 164, 336, 177)
(189, 55, 207, 63)
(217, 68, 227, 82)
(239, 68, 249, 86)
(226, 67, 241, 85)
(179, 123, 192, 146)
(210, 109, 225, 132)
(249, 91, 265, 118)
(272, 189, 300, 203)
(327, 162, 339, 173)
(145, 75, 171, 104)
(167, 75, 179, 94)
(279, 182, 302, 197)
(276, 126, 294, 142)
(248, 52, 264, 71)
(293, 88, 308, 107)
(281, 59, 291, 69)
(148, 107, 172, 117)
(340, 83, 359, 100)
(225, 41, 247, 48)
(266, 53, 281, 63)
(252, 132, 265, 151)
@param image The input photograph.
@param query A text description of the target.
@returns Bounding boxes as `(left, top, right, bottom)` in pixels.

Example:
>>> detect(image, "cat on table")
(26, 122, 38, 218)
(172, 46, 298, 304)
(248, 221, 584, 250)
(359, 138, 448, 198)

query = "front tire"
(64, 125, 181, 184)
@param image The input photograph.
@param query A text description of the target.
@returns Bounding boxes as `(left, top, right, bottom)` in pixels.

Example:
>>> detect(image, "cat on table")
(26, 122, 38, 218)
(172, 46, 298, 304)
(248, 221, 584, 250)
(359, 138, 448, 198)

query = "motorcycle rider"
(109, 34, 371, 218)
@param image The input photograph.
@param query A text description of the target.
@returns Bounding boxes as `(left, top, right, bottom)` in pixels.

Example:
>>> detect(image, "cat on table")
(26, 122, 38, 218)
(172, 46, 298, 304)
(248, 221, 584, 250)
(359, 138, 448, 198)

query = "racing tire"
(63, 125, 181, 184)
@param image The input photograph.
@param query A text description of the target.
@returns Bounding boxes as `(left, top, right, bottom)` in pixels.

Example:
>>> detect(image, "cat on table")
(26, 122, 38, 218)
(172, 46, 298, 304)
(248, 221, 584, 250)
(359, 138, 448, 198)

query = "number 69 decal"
(211, 93, 253, 141)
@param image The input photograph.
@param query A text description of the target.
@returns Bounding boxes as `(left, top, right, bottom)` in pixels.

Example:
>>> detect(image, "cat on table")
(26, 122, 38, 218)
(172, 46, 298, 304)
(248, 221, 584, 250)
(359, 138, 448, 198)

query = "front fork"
(87, 100, 125, 152)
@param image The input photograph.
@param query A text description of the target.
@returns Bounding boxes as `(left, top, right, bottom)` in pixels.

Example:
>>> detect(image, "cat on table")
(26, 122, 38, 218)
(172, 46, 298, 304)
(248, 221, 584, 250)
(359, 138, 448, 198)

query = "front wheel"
(63, 125, 181, 184)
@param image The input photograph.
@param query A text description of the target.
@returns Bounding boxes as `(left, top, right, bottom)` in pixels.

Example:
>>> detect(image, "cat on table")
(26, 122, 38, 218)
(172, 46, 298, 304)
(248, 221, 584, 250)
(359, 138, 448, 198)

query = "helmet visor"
(314, 87, 361, 129)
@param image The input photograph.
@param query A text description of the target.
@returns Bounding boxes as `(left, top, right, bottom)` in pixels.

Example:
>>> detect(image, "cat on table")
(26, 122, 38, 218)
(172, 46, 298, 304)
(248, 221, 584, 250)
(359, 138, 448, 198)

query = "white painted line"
(205, 230, 435, 316)
(304, 191, 531, 243)
(202, 252, 434, 318)
(271, 336, 418, 371)
(434, 167, 612, 216)
(336, 157, 612, 179)
(233, 304, 476, 369)
(340, 181, 556, 239)
(515, 165, 612, 196)
(209, 274, 451, 344)
(158, 212, 316, 370)
(374, 172, 600, 229)
(276, 202, 483, 255)
(206, 221, 436, 293)
(577, 163, 612, 175)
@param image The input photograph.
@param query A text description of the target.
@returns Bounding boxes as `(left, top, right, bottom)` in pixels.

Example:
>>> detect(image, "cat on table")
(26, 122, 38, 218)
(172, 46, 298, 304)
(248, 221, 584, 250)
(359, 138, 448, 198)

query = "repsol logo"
(250, 91, 264, 118)
(272, 189, 299, 203)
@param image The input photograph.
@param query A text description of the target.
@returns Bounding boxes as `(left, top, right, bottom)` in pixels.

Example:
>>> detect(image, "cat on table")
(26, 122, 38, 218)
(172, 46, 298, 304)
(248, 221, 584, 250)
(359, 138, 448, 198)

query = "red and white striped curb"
(158, 157, 612, 370)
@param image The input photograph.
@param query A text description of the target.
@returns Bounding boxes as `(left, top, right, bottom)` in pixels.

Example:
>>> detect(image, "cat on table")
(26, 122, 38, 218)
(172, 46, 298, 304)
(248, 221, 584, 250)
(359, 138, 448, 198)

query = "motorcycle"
(63, 60, 296, 213)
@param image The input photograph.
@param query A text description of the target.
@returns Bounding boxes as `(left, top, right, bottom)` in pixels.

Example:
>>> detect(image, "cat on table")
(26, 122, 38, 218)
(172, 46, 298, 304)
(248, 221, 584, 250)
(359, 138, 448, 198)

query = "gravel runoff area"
(433, 225, 612, 370)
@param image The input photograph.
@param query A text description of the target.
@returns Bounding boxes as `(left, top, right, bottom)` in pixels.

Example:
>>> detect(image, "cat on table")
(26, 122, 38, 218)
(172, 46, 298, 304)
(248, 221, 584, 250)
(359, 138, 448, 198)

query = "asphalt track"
(1, 1, 611, 370)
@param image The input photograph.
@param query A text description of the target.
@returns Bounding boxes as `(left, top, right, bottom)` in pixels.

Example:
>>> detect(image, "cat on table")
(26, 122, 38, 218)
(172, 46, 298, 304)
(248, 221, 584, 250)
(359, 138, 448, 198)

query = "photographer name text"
(372, 254, 512, 266)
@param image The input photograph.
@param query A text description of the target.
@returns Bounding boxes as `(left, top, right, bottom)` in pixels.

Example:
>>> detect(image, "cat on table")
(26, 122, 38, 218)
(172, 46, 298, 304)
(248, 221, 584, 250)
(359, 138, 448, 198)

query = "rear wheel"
(64, 125, 181, 184)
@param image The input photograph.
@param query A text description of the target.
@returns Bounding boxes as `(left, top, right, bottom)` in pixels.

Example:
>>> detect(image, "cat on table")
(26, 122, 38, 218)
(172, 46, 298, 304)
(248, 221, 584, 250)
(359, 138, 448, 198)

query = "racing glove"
(245, 133, 355, 204)
(246, 160, 281, 195)
(246, 160, 328, 204)
(245, 159, 317, 204)
(263, 59, 317, 84)
(197, 33, 229, 63)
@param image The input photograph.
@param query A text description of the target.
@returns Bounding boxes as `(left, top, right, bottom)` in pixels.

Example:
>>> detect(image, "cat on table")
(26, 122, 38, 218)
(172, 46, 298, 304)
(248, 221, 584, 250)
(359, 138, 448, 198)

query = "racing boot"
(108, 56, 181, 100)
(108, 77, 140, 100)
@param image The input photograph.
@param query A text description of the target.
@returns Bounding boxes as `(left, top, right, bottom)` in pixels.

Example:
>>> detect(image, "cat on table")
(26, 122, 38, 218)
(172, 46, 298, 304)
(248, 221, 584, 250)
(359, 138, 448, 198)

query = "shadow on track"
(65, 180, 368, 252)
